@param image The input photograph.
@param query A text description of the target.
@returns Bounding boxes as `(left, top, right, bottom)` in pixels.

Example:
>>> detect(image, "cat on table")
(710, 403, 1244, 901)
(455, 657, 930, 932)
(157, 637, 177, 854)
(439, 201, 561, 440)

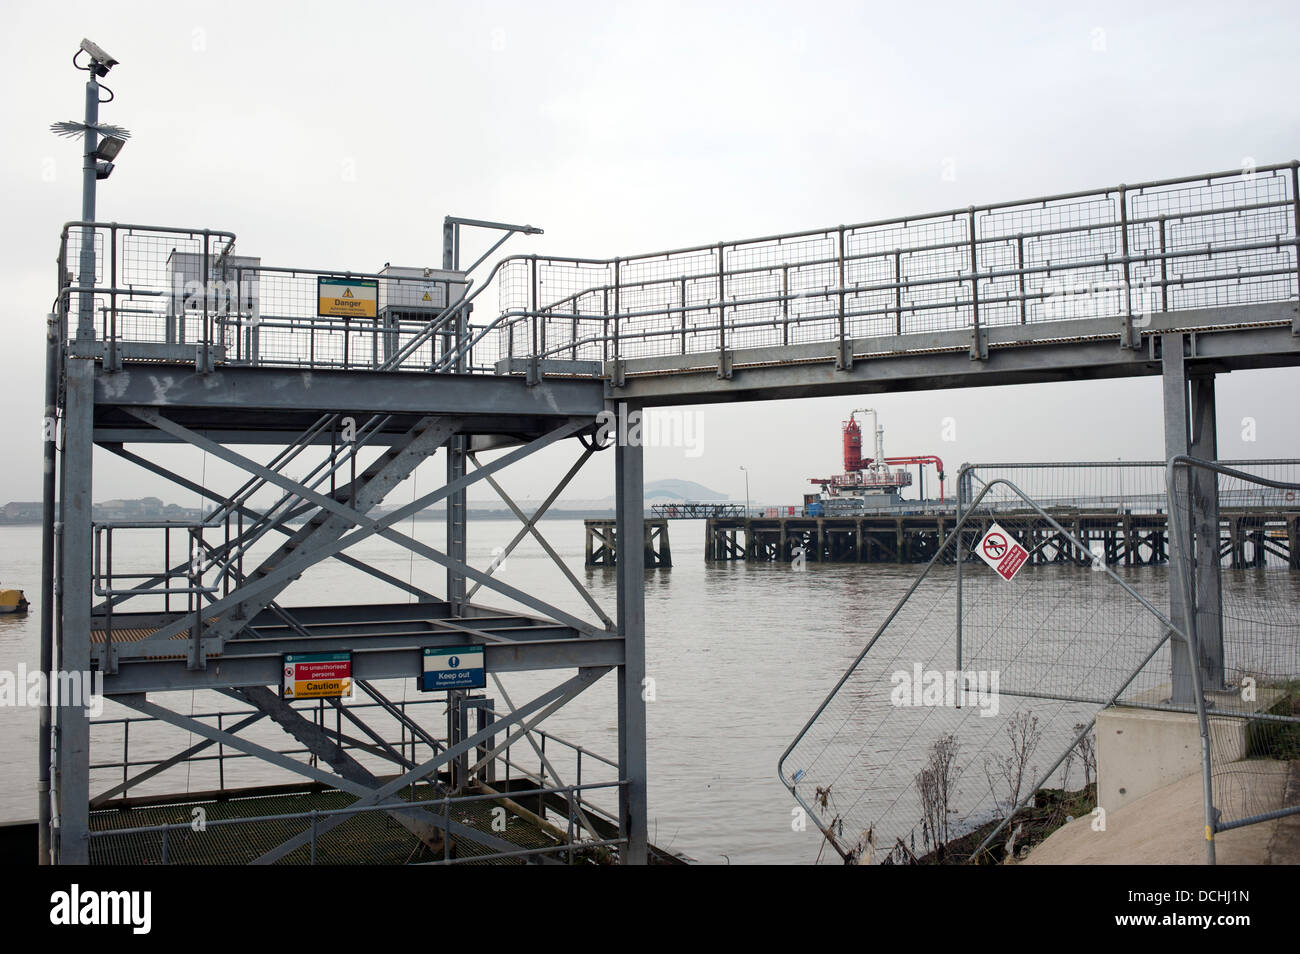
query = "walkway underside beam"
(102, 631, 624, 694)
(91, 363, 605, 429)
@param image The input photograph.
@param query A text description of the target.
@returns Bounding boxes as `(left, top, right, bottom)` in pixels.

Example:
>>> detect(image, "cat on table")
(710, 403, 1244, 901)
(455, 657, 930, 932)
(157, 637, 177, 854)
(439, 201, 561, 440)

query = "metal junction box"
(377, 266, 469, 318)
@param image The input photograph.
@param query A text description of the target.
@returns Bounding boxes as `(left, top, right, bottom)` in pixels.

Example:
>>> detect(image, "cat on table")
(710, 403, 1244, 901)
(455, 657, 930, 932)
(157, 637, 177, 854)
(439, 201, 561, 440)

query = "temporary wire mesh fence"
(1168, 458, 1300, 851)
(779, 477, 1179, 864)
(493, 162, 1300, 370)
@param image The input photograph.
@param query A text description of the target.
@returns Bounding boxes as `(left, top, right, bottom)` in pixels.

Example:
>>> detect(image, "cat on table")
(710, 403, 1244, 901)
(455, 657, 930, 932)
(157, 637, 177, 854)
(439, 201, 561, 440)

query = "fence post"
(1119, 184, 1136, 349)
(107, 224, 119, 369)
(680, 276, 688, 354)
(1292, 162, 1300, 335)
(968, 209, 984, 360)
(894, 249, 903, 335)
(716, 243, 728, 377)
(836, 227, 850, 369)
(1158, 215, 1169, 314)
(781, 266, 791, 345)
(443, 797, 451, 862)
(613, 258, 621, 360)
(566, 788, 576, 864)
(200, 234, 210, 372)
(528, 256, 539, 386)
(1016, 235, 1027, 325)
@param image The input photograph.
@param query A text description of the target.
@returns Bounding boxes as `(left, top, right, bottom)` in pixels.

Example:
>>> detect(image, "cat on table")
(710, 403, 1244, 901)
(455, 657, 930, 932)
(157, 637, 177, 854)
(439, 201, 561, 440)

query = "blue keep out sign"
(421, 645, 485, 691)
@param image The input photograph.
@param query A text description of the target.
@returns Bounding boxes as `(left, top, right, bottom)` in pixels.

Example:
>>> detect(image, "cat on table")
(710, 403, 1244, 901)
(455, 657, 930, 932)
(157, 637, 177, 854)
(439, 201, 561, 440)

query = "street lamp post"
(739, 465, 750, 518)
(42, 38, 127, 866)
(51, 39, 130, 340)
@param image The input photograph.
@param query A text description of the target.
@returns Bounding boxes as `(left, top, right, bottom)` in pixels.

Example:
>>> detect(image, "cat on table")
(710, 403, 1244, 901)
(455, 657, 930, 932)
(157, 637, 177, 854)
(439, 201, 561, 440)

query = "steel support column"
(447, 435, 468, 613)
(615, 409, 649, 864)
(1190, 372, 1225, 688)
(1161, 334, 1197, 703)
(56, 357, 94, 863)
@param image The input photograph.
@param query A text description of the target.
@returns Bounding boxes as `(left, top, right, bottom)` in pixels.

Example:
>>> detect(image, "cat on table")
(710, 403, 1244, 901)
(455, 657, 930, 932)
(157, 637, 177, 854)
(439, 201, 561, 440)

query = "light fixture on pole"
(51, 38, 131, 340)
(739, 465, 750, 518)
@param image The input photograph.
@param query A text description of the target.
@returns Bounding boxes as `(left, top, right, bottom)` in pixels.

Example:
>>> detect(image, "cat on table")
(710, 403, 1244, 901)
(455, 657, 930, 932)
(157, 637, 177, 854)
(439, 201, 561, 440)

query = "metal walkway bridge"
(73, 161, 1299, 409)
(487, 161, 1300, 402)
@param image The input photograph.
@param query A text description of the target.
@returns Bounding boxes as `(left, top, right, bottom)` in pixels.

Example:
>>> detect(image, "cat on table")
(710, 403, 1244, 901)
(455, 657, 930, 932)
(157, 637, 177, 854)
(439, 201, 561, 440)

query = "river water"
(0, 520, 1293, 864)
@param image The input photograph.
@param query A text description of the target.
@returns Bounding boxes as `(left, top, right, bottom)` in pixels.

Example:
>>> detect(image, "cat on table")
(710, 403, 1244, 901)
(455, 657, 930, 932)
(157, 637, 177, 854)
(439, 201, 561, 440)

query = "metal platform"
(43, 217, 652, 866)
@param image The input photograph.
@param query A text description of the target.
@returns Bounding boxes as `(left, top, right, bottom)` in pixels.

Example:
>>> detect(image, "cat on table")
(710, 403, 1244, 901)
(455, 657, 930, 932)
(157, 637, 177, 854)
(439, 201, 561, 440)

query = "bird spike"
(49, 120, 132, 140)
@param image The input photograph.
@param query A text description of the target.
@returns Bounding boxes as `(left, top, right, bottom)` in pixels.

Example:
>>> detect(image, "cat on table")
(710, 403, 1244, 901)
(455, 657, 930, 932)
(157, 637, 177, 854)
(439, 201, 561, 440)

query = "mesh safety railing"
(493, 162, 1300, 373)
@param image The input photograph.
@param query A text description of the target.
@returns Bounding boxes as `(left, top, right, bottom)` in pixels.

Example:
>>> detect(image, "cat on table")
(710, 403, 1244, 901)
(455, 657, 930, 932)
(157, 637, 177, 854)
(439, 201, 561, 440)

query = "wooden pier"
(705, 508, 1300, 568)
(584, 518, 673, 568)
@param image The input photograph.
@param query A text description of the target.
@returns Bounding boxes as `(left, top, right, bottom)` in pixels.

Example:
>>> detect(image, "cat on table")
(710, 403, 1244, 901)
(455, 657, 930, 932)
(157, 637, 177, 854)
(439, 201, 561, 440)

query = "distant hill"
(643, 478, 728, 501)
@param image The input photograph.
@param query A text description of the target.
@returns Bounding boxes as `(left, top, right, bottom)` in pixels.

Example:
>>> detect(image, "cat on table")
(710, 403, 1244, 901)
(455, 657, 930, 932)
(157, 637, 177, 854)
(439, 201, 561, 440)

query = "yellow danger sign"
(318, 277, 378, 318)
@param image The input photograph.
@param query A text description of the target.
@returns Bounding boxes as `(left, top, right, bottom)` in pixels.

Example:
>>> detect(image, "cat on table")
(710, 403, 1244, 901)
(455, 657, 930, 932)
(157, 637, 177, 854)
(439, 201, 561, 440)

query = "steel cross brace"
(487, 672, 602, 842)
(221, 686, 445, 852)
(89, 710, 267, 806)
(179, 413, 458, 656)
(355, 679, 443, 755)
(119, 412, 599, 655)
(113, 692, 525, 862)
(101, 443, 437, 604)
(466, 447, 612, 628)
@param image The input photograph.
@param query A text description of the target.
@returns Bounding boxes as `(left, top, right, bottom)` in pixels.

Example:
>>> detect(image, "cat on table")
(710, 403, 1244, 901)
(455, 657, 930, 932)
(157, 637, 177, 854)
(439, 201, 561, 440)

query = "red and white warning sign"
(976, 522, 1029, 582)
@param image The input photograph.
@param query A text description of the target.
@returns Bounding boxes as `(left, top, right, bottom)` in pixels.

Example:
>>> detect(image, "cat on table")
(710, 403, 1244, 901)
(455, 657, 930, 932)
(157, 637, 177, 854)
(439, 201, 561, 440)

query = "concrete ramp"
(1023, 760, 1295, 865)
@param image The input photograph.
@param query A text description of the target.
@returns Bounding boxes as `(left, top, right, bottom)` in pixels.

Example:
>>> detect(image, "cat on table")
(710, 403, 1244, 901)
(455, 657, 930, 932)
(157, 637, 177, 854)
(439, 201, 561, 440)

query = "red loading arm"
(884, 455, 946, 503)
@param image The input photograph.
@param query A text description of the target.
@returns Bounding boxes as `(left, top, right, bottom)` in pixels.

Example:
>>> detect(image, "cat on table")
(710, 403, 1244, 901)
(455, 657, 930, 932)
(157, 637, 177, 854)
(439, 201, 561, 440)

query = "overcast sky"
(2, 0, 1297, 508)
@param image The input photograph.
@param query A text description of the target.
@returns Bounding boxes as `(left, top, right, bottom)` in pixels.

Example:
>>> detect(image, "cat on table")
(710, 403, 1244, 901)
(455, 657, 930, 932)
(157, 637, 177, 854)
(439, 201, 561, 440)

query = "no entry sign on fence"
(976, 523, 1029, 582)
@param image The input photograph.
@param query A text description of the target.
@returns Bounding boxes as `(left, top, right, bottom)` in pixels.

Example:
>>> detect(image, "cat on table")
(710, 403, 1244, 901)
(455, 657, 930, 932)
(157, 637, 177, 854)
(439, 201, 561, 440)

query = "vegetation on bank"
(883, 713, 1099, 865)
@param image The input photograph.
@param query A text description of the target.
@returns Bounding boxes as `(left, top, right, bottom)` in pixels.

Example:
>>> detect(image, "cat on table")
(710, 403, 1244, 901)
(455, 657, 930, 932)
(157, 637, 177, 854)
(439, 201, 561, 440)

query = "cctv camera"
(79, 38, 119, 75)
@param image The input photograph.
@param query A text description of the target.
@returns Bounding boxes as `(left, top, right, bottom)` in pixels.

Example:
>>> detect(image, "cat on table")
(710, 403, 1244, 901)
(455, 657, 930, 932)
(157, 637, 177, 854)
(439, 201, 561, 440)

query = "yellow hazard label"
(290, 678, 351, 699)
